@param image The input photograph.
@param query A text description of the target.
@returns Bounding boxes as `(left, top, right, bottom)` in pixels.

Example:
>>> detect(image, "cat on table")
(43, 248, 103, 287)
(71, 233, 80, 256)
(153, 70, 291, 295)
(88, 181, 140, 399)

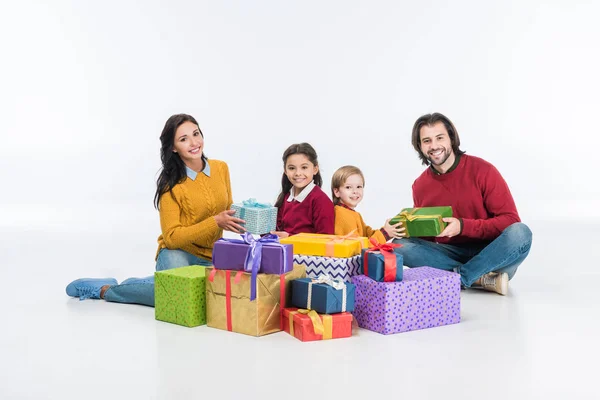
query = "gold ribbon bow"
(289, 309, 333, 340)
(324, 229, 363, 257)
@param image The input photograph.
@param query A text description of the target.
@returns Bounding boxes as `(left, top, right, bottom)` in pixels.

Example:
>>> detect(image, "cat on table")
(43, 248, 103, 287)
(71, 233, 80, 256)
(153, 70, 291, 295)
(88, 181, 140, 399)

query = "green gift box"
(155, 265, 207, 327)
(389, 206, 453, 237)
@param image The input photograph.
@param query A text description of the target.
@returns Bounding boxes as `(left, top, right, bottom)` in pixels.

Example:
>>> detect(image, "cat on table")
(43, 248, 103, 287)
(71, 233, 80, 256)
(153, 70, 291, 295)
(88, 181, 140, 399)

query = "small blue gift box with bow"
(291, 275, 355, 314)
(231, 198, 277, 235)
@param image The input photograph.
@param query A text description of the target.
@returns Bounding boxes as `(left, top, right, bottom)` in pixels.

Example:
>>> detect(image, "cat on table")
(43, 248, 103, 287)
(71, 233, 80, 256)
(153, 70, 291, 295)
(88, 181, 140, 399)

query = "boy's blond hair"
(331, 165, 365, 205)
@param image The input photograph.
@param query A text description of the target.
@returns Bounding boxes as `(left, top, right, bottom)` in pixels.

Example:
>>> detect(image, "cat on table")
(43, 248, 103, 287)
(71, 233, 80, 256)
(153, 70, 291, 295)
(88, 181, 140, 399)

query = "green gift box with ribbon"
(155, 265, 207, 327)
(231, 198, 277, 235)
(389, 206, 453, 237)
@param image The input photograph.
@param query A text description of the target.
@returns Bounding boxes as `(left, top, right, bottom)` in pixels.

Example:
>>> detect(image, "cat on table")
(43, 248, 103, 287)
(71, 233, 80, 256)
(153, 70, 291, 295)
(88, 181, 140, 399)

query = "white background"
(2, 0, 599, 239)
(1, 2, 599, 399)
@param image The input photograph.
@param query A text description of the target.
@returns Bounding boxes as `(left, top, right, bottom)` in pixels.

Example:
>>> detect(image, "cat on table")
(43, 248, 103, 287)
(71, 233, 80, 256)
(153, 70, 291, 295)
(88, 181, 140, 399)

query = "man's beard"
(426, 147, 451, 166)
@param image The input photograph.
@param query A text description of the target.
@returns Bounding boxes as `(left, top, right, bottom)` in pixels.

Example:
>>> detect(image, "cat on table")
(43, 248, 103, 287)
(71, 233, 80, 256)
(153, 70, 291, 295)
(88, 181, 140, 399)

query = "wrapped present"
(291, 275, 355, 314)
(282, 308, 353, 342)
(293, 254, 360, 283)
(231, 198, 277, 235)
(280, 232, 369, 258)
(360, 238, 403, 282)
(212, 233, 293, 300)
(352, 267, 460, 335)
(389, 206, 453, 237)
(155, 265, 207, 327)
(205, 265, 306, 337)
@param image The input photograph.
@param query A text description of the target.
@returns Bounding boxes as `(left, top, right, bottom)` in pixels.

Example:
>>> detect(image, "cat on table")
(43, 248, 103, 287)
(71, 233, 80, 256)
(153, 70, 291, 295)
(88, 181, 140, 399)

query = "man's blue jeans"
(103, 249, 212, 307)
(392, 222, 532, 287)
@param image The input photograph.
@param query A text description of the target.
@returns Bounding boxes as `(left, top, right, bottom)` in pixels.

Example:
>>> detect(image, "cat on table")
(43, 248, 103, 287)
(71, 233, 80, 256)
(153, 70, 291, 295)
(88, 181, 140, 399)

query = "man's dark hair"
(411, 112, 465, 165)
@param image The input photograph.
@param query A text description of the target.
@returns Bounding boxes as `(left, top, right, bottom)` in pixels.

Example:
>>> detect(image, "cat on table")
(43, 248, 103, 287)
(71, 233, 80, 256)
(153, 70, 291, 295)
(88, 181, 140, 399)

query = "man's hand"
(437, 217, 461, 238)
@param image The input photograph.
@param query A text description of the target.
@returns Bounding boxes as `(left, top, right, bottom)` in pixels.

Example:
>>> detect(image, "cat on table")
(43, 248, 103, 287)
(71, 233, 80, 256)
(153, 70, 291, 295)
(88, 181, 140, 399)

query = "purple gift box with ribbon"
(212, 233, 293, 300)
(351, 267, 461, 335)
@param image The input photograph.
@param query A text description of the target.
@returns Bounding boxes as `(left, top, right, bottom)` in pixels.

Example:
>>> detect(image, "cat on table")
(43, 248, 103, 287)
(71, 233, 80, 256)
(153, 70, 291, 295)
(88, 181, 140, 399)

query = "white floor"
(1, 220, 598, 400)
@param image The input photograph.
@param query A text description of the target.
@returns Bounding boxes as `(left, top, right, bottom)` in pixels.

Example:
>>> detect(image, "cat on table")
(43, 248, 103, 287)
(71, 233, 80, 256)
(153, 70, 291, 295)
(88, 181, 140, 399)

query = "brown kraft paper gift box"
(205, 264, 306, 336)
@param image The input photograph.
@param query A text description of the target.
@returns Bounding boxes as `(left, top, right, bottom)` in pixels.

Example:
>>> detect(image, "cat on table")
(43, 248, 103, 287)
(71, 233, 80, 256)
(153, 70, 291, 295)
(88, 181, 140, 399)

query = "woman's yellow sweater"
(156, 159, 232, 261)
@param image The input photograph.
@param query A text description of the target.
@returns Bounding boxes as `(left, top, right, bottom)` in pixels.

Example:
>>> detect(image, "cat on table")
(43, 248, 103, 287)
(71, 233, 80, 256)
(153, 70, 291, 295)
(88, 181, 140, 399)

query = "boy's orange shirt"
(334, 204, 388, 244)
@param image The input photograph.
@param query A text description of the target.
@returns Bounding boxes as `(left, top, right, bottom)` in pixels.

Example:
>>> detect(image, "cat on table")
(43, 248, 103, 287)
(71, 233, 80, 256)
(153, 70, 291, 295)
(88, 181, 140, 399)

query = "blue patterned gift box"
(293, 254, 360, 283)
(231, 198, 277, 235)
(291, 276, 355, 314)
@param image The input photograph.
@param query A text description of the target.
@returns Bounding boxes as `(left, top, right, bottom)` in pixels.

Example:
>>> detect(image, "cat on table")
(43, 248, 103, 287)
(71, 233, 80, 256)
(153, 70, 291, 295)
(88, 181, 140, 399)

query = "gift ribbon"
(288, 309, 332, 340)
(242, 232, 279, 301)
(214, 232, 286, 301)
(237, 198, 272, 220)
(209, 268, 287, 333)
(279, 274, 286, 330)
(363, 237, 402, 282)
(242, 198, 271, 208)
(207, 269, 243, 332)
(225, 271, 232, 331)
(307, 274, 347, 312)
(325, 230, 360, 257)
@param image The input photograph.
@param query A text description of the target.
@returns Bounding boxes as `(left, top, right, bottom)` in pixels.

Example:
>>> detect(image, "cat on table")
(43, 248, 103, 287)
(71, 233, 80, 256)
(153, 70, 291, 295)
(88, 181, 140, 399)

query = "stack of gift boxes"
(279, 233, 368, 341)
(352, 206, 461, 334)
(286, 233, 366, 283)
(154, 204, 462, 339)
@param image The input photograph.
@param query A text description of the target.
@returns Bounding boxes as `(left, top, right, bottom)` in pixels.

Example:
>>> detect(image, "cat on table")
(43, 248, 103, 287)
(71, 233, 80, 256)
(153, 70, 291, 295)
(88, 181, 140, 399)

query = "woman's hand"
(383, 219, 406, 239)
(270, 230, 290, 239)
(214, 210, 246, 233)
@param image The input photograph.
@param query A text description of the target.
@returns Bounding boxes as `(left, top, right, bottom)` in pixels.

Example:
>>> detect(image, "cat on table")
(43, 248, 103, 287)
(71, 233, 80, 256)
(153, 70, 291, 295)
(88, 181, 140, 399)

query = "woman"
(65, 114, 245, 306)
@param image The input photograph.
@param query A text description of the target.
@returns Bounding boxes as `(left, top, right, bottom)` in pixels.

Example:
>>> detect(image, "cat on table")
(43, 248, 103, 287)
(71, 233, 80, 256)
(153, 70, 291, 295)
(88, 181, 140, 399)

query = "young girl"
(65, 114, 245, 306)
(271, 143, 334, 238)
(331, 165, 404, 243)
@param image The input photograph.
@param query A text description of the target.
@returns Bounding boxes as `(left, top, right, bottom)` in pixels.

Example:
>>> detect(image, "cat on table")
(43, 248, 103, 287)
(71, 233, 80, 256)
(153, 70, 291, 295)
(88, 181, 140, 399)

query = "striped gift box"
(293, 254, 361, 283)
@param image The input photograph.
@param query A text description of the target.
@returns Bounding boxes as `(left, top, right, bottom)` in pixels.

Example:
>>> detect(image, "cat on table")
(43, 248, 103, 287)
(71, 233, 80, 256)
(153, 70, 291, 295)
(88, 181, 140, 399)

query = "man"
(393, 113, 532, 295)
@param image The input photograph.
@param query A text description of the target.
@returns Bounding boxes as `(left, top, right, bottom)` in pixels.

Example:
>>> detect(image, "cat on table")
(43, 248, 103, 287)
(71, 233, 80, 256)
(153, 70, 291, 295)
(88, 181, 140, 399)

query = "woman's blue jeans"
(103, 249, 212, 307)
(392, 222, 532, 287)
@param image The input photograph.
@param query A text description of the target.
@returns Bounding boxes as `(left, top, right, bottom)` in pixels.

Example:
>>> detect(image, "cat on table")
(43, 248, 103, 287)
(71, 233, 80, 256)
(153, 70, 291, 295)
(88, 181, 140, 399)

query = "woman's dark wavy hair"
(274, 143, 323, 208)
(411, 112, 465, 165)
(154, 114, 205, 209)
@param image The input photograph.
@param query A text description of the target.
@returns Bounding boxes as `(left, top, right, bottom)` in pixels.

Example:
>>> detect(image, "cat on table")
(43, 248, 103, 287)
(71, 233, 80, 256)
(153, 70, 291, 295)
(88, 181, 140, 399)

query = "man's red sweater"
(276, 186, 335, 235)
(412, 154, 520, 245)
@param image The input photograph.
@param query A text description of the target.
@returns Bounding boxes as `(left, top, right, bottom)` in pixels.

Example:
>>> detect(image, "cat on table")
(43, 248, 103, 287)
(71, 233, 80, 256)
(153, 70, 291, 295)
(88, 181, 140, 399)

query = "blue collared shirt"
(185, 157, 211, 180)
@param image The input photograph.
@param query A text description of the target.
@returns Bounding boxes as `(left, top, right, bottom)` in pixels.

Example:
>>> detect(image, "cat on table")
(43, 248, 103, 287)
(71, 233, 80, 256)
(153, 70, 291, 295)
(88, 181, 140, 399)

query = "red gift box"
(282, 307, 353, 342)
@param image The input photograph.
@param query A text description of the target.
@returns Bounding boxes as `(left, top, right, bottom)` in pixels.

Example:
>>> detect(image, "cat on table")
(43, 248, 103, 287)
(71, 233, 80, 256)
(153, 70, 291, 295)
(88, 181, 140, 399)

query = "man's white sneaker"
(479, 272, 509, 295)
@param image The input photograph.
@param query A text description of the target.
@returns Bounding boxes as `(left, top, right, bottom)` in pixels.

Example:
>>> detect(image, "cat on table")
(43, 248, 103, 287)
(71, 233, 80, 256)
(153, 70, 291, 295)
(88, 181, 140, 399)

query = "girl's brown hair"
(274, 143, 323, 208)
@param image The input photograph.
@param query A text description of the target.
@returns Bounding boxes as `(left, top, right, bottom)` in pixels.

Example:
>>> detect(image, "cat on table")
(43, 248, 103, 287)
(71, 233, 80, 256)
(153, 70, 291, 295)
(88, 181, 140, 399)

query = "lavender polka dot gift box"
(351, 267, 460, 334)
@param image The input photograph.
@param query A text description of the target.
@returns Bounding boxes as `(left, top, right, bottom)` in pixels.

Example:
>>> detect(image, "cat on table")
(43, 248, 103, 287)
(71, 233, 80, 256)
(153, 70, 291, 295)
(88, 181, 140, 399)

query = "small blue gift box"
(231, 198, 277, 235)
(360, 245, 404, 282)
(291, 276, 355, 314)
